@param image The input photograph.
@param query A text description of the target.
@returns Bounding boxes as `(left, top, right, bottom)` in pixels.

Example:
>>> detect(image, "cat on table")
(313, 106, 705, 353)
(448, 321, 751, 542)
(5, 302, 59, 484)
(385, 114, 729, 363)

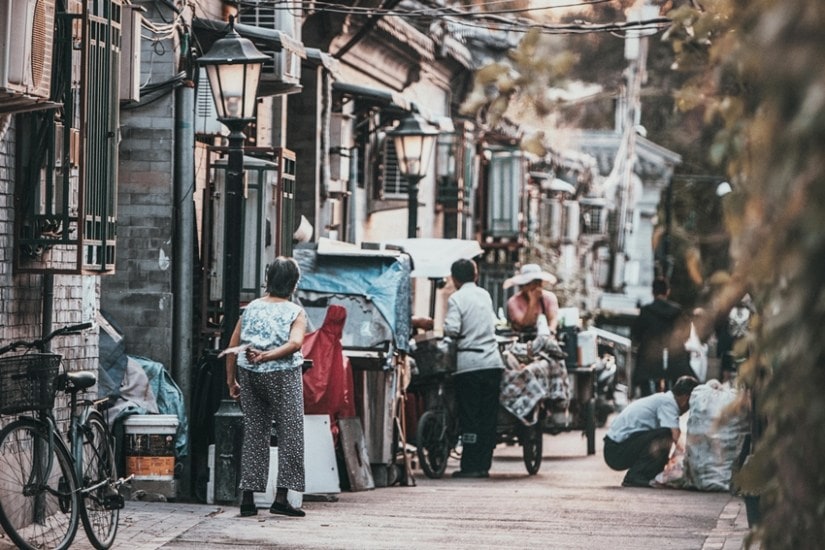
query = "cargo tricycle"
(409, 334, 545, 479)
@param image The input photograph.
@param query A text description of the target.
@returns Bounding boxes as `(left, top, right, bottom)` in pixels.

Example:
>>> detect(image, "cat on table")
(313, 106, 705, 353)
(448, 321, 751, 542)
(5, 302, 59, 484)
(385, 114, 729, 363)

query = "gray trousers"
(238, 367, 305, 493)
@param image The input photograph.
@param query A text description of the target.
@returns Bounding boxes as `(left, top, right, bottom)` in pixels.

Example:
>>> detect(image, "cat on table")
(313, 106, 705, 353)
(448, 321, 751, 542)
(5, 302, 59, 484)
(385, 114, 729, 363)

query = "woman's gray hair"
(265, 257, 301, 298)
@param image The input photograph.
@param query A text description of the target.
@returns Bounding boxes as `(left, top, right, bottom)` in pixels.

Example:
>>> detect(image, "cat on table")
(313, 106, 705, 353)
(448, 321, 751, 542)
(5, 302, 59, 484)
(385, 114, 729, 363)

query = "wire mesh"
(0, 353, 62, 414)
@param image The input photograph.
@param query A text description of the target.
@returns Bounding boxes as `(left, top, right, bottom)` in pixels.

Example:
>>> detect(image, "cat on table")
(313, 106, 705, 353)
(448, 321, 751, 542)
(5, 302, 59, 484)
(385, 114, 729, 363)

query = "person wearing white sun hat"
(504, 263, 560, 337)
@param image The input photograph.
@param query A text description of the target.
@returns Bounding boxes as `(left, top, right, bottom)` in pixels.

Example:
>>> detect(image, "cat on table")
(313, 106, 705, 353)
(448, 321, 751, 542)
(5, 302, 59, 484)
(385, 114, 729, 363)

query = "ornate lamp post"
(198, 16, 268, 350)
(198, 17, 268, 504)
(388, 113, 439, 238)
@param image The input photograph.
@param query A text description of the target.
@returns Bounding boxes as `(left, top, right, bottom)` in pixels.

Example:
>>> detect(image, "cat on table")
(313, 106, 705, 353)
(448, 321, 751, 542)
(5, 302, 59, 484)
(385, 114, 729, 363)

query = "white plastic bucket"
(577, 330, 599, 366)
(123, 414, 178, 480)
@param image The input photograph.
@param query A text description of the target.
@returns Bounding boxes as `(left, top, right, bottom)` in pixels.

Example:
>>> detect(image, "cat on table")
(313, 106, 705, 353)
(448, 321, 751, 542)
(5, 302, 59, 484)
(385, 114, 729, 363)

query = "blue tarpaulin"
(294, 245, 411, 352)
(130, 356, 190, 458)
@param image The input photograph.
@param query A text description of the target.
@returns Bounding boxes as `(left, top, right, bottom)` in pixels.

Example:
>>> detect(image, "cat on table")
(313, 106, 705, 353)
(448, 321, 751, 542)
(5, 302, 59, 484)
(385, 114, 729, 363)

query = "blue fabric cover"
(130, 356, 190, 458)
(294, 247, 411, 352)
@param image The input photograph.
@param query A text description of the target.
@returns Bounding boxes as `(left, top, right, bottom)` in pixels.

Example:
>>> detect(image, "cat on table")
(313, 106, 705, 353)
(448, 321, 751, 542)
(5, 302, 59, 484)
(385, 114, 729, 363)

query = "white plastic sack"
(684, 381, 749, 491)
(654, 447, 689, 488)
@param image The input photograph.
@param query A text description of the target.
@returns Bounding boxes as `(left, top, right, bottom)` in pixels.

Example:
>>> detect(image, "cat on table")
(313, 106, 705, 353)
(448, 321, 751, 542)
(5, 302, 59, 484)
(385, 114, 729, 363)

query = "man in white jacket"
(443, 259, 505, 478)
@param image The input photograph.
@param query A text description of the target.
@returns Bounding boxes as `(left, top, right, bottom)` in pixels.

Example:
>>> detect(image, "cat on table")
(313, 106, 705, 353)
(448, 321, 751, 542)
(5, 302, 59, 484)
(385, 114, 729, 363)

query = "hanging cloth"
(302, 305, 355, 445)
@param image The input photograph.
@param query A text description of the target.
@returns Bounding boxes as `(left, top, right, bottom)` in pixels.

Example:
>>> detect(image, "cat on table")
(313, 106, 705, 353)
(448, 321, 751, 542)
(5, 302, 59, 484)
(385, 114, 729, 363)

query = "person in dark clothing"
(603, 376, 700, 487)
(632, 278, 692, 397)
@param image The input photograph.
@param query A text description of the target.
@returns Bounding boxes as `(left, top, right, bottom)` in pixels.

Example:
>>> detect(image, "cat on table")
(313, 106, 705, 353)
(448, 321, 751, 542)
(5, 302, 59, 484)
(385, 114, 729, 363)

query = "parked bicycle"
(414, 374, 460, 478)
(0, 322, 128, 550)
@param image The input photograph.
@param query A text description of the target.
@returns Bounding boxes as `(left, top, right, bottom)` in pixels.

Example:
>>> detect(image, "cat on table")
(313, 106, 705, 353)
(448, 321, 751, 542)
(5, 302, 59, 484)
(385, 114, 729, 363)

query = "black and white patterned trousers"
(238, 366, 305, 493)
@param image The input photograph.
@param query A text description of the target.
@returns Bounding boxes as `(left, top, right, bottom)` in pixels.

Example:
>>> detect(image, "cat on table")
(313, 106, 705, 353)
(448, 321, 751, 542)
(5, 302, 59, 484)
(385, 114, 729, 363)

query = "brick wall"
(100, 3, 177, 368)
(0, 115, 99, 414)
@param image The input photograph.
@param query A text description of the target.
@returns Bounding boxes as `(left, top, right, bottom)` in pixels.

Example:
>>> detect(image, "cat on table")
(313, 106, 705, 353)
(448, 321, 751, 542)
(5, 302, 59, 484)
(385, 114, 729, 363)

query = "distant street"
(52, 426, 749, 550)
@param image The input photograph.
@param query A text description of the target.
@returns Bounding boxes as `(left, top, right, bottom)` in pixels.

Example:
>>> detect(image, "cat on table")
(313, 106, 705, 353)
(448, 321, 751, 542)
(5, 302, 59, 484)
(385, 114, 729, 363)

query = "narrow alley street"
(57, 428, 749, 550)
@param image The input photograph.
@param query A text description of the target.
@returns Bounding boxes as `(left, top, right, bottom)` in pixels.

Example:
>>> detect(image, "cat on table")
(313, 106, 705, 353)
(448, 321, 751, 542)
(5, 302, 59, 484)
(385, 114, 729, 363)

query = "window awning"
(192, 17, 306, 60)
(306, 47, 341, 76)
(332, 81, 412, 115)
(331, 82, 454, 131)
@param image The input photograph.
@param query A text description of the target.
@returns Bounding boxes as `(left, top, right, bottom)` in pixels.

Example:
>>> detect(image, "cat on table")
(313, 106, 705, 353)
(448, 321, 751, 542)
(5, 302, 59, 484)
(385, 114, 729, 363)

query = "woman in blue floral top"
(225, 256, 308, 517)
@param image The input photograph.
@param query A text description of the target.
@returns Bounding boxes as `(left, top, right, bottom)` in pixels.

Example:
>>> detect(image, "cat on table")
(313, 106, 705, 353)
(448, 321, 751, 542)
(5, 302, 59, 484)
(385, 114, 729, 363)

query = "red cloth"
(301, 305, 355, 444)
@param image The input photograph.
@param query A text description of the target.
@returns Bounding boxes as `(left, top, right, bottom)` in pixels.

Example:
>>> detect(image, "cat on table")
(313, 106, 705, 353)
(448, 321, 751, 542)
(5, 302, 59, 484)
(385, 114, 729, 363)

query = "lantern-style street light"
(198, 15, 269, 506)
(198, 17, 268, 351)
(388, 113, 439, 238)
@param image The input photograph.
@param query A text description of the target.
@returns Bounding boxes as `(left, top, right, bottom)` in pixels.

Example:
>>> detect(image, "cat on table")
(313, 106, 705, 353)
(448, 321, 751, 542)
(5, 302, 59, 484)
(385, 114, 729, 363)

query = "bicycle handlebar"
(0, 322, 94, 356)
(52, 322, 94, 337)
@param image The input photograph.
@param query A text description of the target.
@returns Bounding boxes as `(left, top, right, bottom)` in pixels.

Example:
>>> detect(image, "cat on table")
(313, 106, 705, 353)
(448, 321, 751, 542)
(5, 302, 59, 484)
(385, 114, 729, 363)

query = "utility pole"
(608, 2, 657, 292)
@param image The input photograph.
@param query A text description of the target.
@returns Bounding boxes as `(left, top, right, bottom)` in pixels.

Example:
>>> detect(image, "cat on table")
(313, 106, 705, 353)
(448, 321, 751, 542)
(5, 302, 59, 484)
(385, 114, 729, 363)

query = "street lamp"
(388, 113, 439, 238)
(198, 16, 268, 506)
(198, 16, 268, 351)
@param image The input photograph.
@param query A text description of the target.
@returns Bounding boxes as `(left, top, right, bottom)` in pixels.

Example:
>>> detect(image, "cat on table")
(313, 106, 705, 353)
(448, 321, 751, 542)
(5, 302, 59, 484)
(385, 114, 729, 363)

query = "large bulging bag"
(684, 381, 749, 491)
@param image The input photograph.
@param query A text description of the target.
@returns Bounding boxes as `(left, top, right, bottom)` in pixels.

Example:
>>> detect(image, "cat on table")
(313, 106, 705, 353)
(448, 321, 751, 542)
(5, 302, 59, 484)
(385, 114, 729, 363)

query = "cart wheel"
(416, 410, 450, 479)
(585, 397, 597, 456)
(520, 421, 543, 475)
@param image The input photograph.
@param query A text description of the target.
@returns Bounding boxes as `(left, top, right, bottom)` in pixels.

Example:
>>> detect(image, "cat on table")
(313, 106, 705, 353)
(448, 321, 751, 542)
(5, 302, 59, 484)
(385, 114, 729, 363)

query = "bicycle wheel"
(520, 421, 543, 475)
(584, 397, 597, 456)
(78, 411, 120, 550)
(416, 410, 451, 479)
(0, 418, 79, 550)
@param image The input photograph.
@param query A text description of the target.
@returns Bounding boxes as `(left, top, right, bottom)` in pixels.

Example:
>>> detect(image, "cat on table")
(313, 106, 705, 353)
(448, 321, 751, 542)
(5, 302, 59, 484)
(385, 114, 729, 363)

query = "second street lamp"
(198, 17, 268, 353)
(388, 113, 439, 238)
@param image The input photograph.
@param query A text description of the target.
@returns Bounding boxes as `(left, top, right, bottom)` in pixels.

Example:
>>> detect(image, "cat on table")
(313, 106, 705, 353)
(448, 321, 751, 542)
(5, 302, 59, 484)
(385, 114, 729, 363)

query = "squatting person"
(603, 375, 700, 487)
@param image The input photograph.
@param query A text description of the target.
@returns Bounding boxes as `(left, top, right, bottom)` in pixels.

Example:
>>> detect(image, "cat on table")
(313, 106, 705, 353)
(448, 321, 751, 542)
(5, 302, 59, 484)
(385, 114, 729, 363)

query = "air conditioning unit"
(329, 111, 354, 184)
(194, 68, 226, 136)
(119, 4, 142, 103)
(240, 1, 297, 37)
(266, 42, 302, 95)
(239, 3, 304, 96)
(0, 0, 55, 106)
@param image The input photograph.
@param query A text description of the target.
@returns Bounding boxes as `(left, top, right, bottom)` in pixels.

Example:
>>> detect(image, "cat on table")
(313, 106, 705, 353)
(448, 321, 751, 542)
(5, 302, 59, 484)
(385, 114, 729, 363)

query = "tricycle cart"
(409, 334, 546, 478)
(496, 328, 598, 456)
(295, 240, 416, 486)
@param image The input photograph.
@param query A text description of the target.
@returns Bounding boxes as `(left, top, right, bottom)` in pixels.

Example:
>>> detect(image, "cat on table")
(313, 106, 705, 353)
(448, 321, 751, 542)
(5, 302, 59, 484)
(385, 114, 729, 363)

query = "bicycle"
(414, 374, 460, 479)
(0, 322, 127, 550)
(412, 333, 547, 478)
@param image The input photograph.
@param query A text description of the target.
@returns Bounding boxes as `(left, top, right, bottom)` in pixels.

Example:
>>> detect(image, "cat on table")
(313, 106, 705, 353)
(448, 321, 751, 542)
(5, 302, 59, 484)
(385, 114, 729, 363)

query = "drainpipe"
(347, 146, 359, 243)
(173, 79, 195, 498)
(42, 273, 54, 349)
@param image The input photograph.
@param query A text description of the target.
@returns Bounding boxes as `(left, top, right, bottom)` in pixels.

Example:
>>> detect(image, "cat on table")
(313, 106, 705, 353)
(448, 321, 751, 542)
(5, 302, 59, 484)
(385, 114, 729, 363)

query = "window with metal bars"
(14, 0, 121, 274)
(378, 137, 408, 199)
(484, 149, 523, 238)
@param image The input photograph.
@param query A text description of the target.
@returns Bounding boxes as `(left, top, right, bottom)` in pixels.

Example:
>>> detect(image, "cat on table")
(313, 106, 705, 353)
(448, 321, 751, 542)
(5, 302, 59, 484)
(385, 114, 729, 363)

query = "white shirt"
(606, 391, 681, 443)
(443, 282, 504, 374)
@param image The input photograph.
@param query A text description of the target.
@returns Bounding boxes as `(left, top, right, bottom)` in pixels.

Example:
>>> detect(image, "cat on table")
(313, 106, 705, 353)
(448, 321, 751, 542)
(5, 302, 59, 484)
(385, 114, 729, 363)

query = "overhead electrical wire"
(235, 0, 614, 18)
(227, 0, 670, 36)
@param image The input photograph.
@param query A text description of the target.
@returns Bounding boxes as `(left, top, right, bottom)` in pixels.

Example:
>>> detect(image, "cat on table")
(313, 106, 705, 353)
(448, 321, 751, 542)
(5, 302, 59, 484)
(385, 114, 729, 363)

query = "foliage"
(459, 29, 577, 129)
(665, 0, 825, 547)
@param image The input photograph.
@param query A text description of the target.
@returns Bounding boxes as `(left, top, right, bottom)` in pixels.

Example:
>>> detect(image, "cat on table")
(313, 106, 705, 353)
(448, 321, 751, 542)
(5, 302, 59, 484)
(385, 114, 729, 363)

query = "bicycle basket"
(0, 354, 61, 414)
(412, 337, 456, 378)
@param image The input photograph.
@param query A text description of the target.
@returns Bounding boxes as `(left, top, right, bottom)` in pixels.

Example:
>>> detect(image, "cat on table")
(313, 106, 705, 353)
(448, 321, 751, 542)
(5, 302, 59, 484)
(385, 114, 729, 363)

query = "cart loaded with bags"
(408, 331, 550, 478)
